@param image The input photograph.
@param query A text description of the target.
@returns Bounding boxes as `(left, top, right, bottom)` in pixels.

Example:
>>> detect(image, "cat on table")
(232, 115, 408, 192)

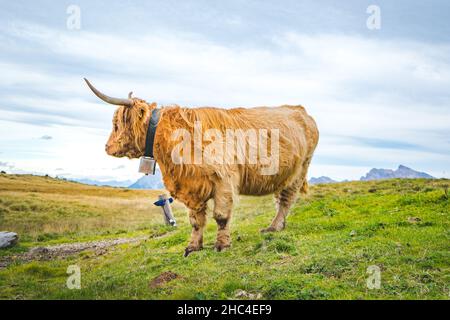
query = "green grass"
(0, 174, 449, 299)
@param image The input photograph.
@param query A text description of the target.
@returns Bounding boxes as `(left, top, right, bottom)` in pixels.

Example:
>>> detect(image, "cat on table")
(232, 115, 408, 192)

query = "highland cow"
(85, 79, 319, 256)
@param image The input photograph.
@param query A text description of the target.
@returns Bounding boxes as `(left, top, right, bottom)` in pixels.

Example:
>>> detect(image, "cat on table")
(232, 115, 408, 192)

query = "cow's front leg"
(184, 206, 207, 257)
(213, 189, 233, 252)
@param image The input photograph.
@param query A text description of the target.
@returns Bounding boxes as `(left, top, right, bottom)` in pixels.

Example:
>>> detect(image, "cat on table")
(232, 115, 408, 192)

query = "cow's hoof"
(184, 245, 202, 257)
(214, 242, 230, 252)
(260, 226, 278, 233)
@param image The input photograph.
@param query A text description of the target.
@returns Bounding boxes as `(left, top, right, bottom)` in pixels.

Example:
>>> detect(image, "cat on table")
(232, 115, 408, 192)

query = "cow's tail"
(299, 179, 309, 195)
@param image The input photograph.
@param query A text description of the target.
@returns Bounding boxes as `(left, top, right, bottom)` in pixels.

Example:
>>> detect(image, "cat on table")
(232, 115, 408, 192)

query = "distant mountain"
(360, 165, 434, 181)
(69, 164, 433, 189)
(128, 174, 164, 189)
(309, 176, 337, 185)
(71, 178, 133, 188)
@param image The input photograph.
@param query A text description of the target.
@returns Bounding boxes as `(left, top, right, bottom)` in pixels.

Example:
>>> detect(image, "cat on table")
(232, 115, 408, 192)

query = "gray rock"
(0, 232, 19, 249)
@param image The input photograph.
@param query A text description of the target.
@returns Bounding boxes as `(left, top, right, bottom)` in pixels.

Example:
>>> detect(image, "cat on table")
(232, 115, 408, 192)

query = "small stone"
(407, 217, 421, 224)
(29, 247, 49, 255)
(234, 289, 262, 300)
(0, 232, 19, 249)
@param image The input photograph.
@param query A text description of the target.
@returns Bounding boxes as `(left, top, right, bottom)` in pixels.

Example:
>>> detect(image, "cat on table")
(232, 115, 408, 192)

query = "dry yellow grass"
(0, 174, 185, 242)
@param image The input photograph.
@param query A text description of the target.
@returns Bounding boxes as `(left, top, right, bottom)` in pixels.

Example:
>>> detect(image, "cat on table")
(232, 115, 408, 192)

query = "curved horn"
(84, 78, 133, 107)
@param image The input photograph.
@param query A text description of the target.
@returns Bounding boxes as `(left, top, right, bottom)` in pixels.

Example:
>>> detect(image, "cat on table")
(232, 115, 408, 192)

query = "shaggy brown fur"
(104, 98, 319, 256)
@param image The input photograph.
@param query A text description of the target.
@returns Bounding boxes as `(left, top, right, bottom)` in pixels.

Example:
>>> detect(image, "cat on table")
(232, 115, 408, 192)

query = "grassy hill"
(0, 173, 448, 299)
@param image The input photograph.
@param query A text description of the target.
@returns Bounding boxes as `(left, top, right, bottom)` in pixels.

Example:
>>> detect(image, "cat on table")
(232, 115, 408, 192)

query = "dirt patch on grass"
(149, 271, 179, 288)
(0, 236, 148, 269)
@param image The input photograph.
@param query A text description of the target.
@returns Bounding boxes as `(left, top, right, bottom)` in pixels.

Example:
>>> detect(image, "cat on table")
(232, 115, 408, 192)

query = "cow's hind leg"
(184, 204, 207, 257)
(261, 181, 301, 233)
(262, 155, 312, 233)
(213, 185, 234, 252)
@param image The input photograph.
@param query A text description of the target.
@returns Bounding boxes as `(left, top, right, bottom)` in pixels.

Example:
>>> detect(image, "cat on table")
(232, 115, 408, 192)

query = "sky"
(0, 0, 449, 182)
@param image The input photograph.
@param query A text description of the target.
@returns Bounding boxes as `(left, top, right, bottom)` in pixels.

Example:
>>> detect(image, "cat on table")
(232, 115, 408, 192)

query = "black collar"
(144, 108, 161, 158)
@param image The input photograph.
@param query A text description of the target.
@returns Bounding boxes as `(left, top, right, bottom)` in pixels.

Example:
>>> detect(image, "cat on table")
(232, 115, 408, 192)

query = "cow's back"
(155, 104, 318, 199)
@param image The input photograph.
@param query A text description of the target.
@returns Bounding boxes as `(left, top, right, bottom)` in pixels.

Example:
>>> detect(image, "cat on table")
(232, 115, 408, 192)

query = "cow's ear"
(139, 108, 146, 119)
